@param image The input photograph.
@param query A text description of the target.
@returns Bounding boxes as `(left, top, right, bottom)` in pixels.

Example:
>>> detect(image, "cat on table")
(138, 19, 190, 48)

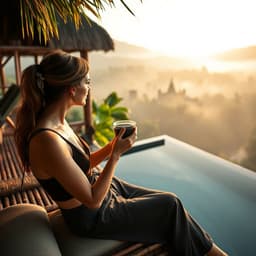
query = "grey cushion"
(50, 211, 125, 256)
(0, 204, 61, 256)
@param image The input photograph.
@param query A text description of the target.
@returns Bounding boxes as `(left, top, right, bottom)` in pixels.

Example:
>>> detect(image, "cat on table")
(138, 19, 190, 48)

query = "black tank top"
(29, 128, 91, 201)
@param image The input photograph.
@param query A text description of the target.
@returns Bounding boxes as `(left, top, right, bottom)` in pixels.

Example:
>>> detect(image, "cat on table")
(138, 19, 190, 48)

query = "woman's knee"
(160, 192, 181, 208)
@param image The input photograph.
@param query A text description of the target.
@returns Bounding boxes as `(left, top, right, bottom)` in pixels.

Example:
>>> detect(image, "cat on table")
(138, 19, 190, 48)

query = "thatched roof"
(0, 4, 114, 55)
(0, 4, 114, 141)
(49, 15, 114, 52)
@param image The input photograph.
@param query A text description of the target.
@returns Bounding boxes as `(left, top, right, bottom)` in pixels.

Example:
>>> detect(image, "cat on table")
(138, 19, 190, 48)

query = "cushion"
(50, 211, 126, 256)
(0, 204, 61, 256)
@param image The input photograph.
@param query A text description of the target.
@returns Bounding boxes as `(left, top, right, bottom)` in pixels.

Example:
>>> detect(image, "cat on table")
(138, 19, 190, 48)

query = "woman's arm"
(29, 129, 135, 209)
(90, 140, 114, 168)
(90, 129, 136, 207)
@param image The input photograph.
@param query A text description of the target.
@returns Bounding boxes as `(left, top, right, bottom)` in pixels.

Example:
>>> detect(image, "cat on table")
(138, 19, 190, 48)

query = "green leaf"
(111, 112, 129, 120)
(111, 106, 128, 114)
(100, 128, 115, 140)
(94, 117, 113, 129)
(94, 131, 109, 146)
(92, 90, 131, 145)
(104, 92, 122, 107)
(94, 104, 111, 124)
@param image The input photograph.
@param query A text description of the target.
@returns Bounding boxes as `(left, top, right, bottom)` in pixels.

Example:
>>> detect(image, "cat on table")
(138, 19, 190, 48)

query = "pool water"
(113, 135, 256, 256)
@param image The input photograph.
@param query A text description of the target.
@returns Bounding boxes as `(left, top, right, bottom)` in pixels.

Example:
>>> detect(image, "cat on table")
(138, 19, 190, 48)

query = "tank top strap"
(77, 136, 90, 154)
(29, 128, 90, 155)
(29, 128, 73, 147)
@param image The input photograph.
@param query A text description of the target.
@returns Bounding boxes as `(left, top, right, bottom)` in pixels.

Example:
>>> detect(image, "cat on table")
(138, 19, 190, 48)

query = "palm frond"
(19, 0, 141, 42)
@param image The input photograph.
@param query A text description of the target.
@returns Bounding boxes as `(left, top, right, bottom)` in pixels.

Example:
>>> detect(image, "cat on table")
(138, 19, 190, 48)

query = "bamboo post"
(34, 55, 39, 64)
(80, 50, 94, 144)
(0, 128, 2, 144)
(14, 51, 21, 85)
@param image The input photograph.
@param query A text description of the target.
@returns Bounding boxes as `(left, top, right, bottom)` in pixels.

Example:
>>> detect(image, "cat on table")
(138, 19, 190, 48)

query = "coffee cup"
(113, 120, 136, 139)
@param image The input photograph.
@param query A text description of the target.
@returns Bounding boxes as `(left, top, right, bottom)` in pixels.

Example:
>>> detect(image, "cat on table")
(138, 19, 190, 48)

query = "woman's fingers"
(125, 127, 137, 141)
(117, 127, 126, 139)
(112, 127, 137, 155)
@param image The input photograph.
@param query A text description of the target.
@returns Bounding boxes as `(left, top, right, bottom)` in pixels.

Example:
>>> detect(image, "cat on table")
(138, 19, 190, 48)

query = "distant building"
(158, 78, 176, 99)
(157, 78, 188, 106)
(158, 79, 178, 97)
(167, 79, 176, 94)
(129, 89, 138, 100)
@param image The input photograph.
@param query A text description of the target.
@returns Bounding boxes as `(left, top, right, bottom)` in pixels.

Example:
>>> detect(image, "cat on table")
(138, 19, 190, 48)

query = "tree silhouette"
(242, 127, 256, 172)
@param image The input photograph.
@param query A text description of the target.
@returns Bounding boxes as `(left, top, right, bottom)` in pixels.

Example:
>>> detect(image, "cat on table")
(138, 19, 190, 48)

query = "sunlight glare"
(98, 0, 256, 59)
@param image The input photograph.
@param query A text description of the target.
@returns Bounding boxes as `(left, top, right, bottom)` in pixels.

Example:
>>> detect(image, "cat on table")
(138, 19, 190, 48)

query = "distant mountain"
(89, 40, 192, 71)
(213, 45, 256, 61)
(95, 40, 169, 59)
(112, 40, 155, 58)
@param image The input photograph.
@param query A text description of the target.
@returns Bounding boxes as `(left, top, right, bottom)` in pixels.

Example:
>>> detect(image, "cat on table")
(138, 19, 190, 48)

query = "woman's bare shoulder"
(29, 129, 72, 177)
(29, 129, 71, 157)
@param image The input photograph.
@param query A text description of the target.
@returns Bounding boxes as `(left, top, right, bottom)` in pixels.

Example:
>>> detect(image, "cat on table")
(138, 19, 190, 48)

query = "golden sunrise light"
(96, 0, 256, 58)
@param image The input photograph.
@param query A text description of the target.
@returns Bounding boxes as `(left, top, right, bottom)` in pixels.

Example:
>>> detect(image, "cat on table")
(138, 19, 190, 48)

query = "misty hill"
(89, 40, 193, 71)
(214, 45, 256, 61)
(111, 40, 155, 58)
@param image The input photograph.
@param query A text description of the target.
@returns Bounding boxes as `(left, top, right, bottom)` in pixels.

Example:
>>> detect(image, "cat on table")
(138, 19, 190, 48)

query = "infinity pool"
(113, 135, 256, 256)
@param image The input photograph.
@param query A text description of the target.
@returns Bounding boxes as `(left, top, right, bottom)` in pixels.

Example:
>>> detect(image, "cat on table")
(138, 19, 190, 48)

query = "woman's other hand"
(111, 127, 137, 159)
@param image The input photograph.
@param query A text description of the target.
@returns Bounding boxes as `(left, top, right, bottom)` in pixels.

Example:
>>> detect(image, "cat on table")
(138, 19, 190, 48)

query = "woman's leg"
(111, 176, 167, 198)
(90, 184, 213, 256)
(112, 177, 229, 255)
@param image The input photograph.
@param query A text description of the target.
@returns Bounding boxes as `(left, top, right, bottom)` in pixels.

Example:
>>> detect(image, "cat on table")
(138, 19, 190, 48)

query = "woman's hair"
(15, 50, 89, 171)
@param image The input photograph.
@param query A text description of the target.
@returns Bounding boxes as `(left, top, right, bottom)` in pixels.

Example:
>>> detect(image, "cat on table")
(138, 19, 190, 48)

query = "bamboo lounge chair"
(0, 84, 168, 255)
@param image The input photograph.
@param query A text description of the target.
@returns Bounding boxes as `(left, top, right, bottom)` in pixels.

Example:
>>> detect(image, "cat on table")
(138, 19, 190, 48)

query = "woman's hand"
(111, 127, 137, 159)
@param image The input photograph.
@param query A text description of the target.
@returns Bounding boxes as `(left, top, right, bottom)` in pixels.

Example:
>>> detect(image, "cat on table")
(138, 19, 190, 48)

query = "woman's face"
(72, 75, 91, 105)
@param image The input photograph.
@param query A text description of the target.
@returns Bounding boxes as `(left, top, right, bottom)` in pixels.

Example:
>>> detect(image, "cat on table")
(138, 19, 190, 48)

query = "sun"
(99, 0, 256, 59)
(137, 0, 256, 59)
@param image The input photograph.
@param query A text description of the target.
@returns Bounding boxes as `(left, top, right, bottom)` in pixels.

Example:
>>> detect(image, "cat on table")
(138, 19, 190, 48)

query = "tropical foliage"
(19, 0, 142, 43)
(93, 92, 129, 146)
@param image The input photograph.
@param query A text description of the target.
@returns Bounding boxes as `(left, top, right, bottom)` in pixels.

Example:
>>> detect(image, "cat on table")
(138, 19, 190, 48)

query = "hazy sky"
(92, 0, 256, 58)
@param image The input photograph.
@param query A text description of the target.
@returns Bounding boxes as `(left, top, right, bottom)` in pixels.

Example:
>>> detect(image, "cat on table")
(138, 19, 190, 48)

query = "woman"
(15, 50, 228, 256)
